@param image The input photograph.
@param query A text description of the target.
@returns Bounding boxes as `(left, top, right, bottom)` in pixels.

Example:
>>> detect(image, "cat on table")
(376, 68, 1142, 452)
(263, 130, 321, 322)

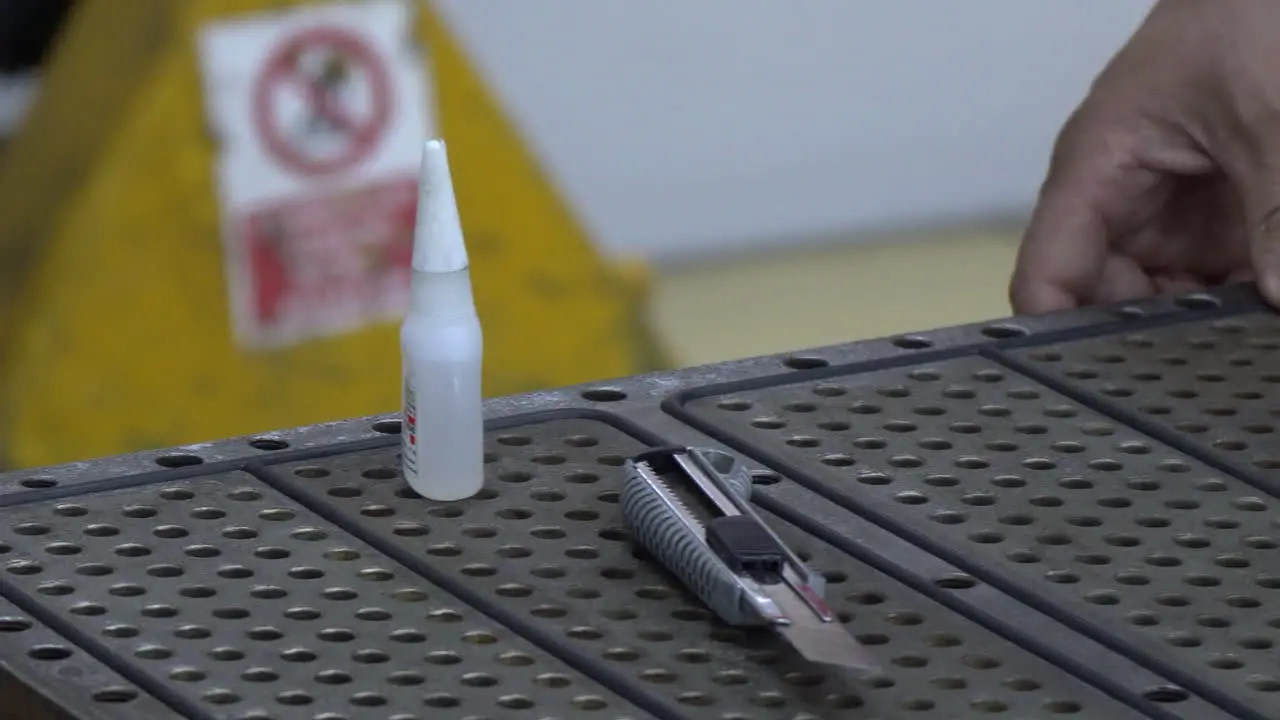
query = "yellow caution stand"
(0, 0, 660, 468)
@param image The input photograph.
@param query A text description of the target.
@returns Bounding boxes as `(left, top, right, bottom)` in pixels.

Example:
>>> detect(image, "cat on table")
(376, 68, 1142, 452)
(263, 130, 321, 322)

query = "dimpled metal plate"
(0, 472, 648, 720)
(0, 591, 171, 720)
(682, 356, 1280, 719)
(1007, 312, 1280, 490)
(266, 417, 1147, 719)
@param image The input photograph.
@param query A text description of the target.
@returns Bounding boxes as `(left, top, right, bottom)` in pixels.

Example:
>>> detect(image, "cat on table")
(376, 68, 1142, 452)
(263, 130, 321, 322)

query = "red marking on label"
(235, 176, 416, 346)
(251, 25, 392, 177)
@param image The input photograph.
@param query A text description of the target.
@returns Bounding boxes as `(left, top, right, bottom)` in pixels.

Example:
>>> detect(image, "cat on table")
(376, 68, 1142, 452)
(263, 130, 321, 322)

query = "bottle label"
(402, 375, 418, 479)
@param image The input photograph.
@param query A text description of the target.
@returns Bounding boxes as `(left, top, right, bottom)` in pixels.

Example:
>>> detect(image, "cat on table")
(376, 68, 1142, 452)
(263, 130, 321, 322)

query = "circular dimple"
(1249, 677, 1280, 693)
(275, 689, 314, 706)
(240, 667, 280, 683)
(91, 686, 138, 704)
(133, 644, 172, 660)
(1208, 655, 1246, 670)
(981, 323, 1028, 340)
(890, 455, 924, 468)
(1022, 458, 1055, 471)
(177, 543, 220, 560)
(999, 514, 1034, 527)
(424, 540, 460, 558)
(158, 484, 195, 502)
(934, 574, 977, 590)
(155, 454, 203, 468)
(528, 526, 563, 541)
(174, 622, 215, 640)
(1174, 534, 1211, 549)
(461, 562, 498, 578)
(1116, 571, 1151, 586)
(408, 690, 459, 710)
(207, 646, 244, 661)
(1245, 536, 1279, 550)
(279, 647, 318, 663)
(856, 472, 893, 486)
(1154, 593, 1192, 609)
(931, 510, 967, 525)
(200, 689, 239, 705)
(371, 419, 402, 434)
(1127, 611, 1159, 626)
(886, 611, 923, 626)
(354, 607, 390, 622)
(317, 628, 356, 643)
(784, 355, 829, 370)
(968, 531, 1004, 545)
(293, 465, 331, 480)
(893, 335, 932, 349)
(894, 491, 929, 506)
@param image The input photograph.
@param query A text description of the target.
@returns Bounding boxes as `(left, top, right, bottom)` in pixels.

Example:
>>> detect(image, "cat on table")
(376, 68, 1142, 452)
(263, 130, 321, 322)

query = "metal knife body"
(621, 446, 878, 673)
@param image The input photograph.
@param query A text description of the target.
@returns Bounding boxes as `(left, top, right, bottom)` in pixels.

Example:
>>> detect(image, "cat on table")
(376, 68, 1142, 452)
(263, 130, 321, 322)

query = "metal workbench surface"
(0, 283, 1278, 720)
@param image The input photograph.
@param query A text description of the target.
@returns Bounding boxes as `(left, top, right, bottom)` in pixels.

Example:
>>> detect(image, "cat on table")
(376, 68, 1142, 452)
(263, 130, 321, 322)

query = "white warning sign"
(197, 0, 433, 349)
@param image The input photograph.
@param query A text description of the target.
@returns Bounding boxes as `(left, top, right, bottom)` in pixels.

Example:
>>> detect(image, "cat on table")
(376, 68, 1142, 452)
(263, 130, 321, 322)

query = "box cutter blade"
(620, 446, 879, 673)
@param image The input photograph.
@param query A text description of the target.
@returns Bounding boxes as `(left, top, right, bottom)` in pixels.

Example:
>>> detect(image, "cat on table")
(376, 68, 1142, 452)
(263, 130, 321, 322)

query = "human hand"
(1010, 0, 1280, 314)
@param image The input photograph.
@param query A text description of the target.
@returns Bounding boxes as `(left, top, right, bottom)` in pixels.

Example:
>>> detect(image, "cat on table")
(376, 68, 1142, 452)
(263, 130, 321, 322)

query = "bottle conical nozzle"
(413, 139, 469, 274)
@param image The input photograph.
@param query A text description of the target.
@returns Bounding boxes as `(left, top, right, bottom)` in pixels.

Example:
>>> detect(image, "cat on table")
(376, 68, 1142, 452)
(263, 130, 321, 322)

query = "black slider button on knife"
(706, 515, 787, 579)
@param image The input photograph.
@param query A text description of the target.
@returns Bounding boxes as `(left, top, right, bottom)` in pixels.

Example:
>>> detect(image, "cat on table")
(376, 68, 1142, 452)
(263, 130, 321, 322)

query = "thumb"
(1011, 167, 1110, 314)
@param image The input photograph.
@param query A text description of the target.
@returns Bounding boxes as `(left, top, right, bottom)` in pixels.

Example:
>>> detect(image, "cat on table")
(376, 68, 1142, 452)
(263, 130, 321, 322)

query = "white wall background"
(435, 0, 1155, 263)
(0, 1, 1156, 264)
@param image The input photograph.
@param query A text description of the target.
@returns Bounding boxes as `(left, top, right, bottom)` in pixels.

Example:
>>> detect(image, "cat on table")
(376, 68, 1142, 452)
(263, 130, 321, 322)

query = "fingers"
(1227, 151, 1280, 306)
(1252, 206, 1280, 306)
(1010, 112, 1143, 315)
(1096, 254, 1158, 303)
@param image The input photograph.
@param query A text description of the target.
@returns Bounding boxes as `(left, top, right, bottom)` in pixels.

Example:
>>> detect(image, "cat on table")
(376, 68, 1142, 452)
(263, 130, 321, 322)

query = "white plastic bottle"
(400, 139, 485, 501)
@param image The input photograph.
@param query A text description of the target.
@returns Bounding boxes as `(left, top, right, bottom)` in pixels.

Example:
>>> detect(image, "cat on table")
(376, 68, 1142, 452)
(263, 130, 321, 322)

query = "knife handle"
(620, 450, 765, 626)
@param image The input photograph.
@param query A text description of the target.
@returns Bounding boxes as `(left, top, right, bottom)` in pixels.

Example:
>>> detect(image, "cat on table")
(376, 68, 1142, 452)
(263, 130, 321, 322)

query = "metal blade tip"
(778, 622, 880, 675)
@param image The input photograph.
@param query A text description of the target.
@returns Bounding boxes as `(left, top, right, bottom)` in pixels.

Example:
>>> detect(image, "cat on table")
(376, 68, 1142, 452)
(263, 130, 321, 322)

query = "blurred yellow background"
(0, 0, 1135, 468)
(650, 227, 1021, 366)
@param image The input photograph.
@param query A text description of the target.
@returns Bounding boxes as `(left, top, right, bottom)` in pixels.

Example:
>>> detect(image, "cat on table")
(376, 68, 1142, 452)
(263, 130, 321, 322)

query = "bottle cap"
(412, 139, 469, 273)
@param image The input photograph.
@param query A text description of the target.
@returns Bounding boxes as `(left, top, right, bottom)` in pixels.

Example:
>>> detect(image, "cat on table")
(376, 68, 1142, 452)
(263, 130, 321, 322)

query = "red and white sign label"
(198, 0, 433, 348)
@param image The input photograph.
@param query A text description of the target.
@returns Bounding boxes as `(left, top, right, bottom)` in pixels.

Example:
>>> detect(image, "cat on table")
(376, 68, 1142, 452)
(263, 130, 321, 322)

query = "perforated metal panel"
(680, 356, 1280, 720)
(1006, 312, 1280, 493)
(266, 417, 1147, 720)
(0, 472, 650, 720)
(0, 591, 169, 720)
(4, 284, 1279, 720)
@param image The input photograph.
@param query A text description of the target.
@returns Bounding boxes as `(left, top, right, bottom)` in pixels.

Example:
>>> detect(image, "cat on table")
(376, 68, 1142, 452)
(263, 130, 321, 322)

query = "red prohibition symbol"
(252, 26, 393, 177)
